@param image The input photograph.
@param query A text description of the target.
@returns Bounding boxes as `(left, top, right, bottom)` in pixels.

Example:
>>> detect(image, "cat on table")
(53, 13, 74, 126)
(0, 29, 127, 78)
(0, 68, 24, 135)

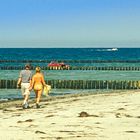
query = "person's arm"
(41, 73, 46, 86)
(29, 76, 34, 90)
(17, 71, 22, 88)
(17, 77, 22, 88)
(29, 72, 32, 88)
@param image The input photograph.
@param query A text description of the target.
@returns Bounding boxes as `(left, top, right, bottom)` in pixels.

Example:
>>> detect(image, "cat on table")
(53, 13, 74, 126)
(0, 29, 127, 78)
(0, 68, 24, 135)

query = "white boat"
(96, 48, 118, 52)
(107, 48, 118, 51)
(111, 48, 118, 51)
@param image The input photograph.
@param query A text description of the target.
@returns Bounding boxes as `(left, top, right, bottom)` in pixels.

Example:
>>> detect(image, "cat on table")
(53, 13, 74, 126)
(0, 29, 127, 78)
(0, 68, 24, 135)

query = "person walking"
(30, 66, 46, 108)
(17, 63, 32, 109)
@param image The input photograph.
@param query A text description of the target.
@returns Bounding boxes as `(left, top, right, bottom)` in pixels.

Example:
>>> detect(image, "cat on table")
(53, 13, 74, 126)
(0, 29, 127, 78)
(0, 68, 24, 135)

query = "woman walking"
(30, 66, 46, 108)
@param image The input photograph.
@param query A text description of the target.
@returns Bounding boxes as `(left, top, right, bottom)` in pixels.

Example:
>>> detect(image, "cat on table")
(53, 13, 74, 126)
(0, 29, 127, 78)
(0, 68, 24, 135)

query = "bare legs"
(35, 89, 42, 108)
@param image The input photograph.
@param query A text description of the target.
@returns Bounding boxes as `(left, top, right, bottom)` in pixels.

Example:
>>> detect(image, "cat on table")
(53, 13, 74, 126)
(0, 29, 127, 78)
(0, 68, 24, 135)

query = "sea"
(0, 47, 140, 101)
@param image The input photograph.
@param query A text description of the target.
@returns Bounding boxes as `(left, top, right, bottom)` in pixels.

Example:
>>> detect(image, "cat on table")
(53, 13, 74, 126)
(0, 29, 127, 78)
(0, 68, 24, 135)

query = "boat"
(96, 48, 118, 52)
(48, 61, 70, 70)
(106, 48, 118, 51)
(111, 48, 118, 51)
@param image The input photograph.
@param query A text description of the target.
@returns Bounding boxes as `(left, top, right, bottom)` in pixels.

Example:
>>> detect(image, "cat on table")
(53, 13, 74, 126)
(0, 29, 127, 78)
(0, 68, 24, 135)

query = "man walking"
(17, 63, 32, 109)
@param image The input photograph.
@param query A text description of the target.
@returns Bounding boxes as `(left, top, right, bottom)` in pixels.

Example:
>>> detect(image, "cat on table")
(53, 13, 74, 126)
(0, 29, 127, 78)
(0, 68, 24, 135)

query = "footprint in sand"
(17, 119, 33, 123)
(125, 131, 136, 133)
(35, 130, 46, 134)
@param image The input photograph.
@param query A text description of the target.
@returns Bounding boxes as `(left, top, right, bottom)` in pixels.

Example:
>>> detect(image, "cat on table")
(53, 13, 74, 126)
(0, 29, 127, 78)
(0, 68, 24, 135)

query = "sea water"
(0, 48, 140, 100)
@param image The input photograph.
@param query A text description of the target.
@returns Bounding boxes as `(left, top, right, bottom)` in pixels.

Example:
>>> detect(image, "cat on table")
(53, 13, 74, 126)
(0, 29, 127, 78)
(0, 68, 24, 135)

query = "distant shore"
(0, 90, 140, 140)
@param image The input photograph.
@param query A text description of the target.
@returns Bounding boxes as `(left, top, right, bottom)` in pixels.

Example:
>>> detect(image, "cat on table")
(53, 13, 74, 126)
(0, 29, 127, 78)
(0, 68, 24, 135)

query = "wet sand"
(0, 90, 140, 140)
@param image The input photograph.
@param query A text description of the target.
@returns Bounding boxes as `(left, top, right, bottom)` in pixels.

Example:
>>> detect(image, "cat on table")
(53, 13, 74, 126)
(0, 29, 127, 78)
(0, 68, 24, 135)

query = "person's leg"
(36, 90, 42, 103)
(21, 84, 26, 106)
(36, 90, 42, 108)
(22, 84, 30, 108)
(24, 87, 30, 101)
(34, 90, 38, 103)
(25, 94, 30, 107)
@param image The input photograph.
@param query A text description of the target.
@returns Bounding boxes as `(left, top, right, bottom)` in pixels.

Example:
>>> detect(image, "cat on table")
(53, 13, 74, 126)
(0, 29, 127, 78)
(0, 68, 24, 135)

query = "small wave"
(0, 98, 9, 102)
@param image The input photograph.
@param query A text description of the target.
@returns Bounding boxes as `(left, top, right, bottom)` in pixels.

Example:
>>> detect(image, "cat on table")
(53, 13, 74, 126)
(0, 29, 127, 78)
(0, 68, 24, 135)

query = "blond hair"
(35, 66, 41, 73)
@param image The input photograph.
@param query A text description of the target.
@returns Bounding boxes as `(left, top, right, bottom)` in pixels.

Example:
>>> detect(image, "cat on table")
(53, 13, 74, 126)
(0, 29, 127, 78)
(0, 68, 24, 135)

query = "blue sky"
(0, 0, 140, 47)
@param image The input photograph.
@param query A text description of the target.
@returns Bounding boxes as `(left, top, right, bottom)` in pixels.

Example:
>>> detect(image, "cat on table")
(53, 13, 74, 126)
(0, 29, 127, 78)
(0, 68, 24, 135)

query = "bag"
(43, 85, 51, 96)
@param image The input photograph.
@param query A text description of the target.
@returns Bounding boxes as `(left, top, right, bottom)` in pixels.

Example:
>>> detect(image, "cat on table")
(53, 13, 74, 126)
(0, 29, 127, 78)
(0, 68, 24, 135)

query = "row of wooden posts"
(1, 60, 140, 63)
(0, 79, 140, 89)
(1, 66, 140, 71)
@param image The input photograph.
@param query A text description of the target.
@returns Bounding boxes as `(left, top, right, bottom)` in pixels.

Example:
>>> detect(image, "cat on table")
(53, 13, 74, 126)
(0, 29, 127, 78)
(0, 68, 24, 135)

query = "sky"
(0, 0, 140, 47)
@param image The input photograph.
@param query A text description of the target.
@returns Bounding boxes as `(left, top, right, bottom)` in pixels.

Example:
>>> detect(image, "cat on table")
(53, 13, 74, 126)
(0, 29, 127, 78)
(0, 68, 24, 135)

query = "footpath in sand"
(0, 90, 140, 140)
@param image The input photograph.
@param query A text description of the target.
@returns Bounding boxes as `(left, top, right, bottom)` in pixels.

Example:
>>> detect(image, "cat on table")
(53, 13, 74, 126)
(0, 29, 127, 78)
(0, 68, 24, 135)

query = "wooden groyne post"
(0, 80, 140, 89)
(1, 66, 140, 71)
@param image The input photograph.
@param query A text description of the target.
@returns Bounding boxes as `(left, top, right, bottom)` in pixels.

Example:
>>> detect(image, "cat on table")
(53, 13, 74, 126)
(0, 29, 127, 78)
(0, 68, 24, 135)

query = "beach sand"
(0, 90, 140, 140)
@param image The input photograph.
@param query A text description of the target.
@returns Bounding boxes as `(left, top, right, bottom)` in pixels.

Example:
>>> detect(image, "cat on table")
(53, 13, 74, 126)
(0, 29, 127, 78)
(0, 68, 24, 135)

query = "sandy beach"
(0, 90, 140, 140)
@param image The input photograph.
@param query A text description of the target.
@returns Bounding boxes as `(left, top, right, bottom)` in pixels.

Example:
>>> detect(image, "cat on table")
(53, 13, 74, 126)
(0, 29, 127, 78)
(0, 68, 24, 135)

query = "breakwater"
(1, 66, 140, 71)
(0, 80, 140, 89)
